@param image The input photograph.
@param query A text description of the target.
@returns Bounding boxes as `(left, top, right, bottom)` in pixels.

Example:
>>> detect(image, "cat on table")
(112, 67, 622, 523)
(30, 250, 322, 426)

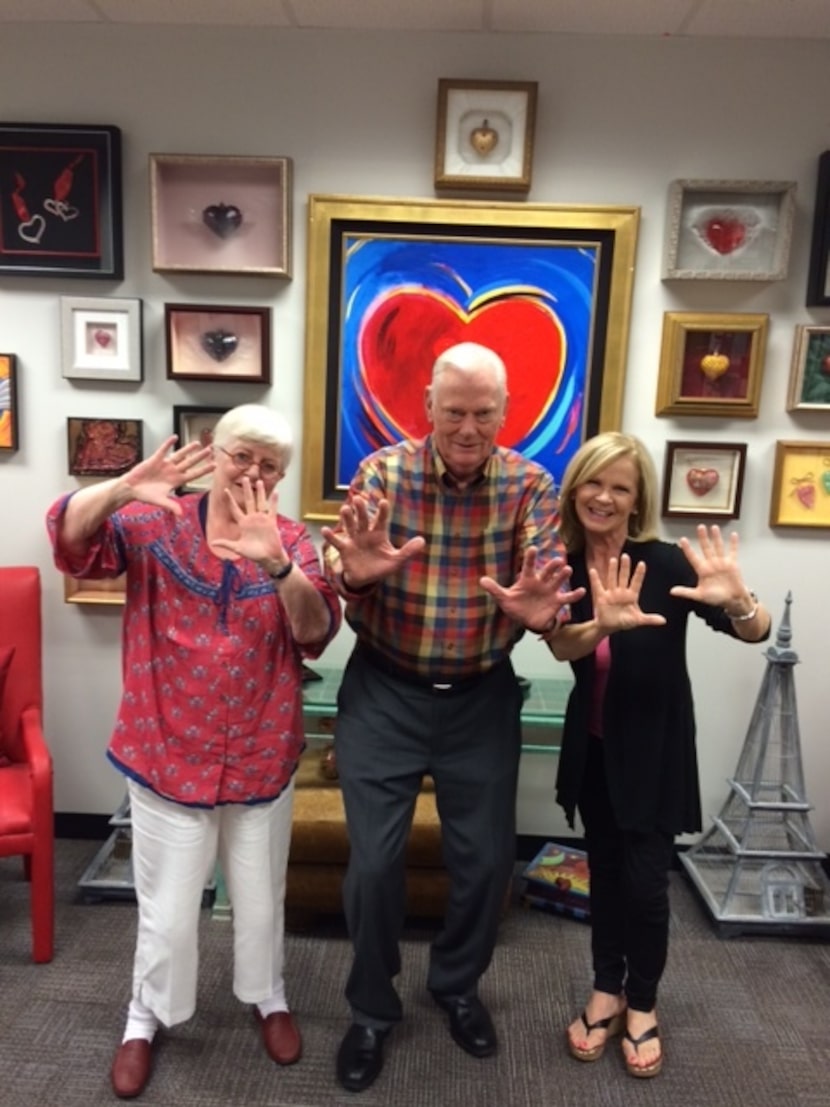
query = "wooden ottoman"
(286, 742, 449, 927)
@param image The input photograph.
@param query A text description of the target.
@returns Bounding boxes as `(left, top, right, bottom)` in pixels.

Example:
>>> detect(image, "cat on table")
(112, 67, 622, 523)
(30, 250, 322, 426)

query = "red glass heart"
(795, 484, 815, 509)
(686, 468, 719, 496)
(94, 329, 112, 349)
(358, 291, 565, 445)
(704, 217, 746, 255)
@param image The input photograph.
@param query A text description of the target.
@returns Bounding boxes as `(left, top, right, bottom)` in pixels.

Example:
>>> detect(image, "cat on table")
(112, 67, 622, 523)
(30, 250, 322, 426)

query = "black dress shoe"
(433, 994, 497, 1058)
(336, 1023, 389, 1092)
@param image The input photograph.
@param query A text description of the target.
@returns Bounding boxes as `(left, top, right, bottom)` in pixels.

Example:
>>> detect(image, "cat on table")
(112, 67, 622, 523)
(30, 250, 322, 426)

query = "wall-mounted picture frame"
(806, 150, 830, 307)
(60, 297, 143, 382)
(662, 179, 796, 281)
(172, 404, 228, 492)
(661, 440, 747, 520)
(655, 311, 769, 419)
(165, 303, 271, 384)
(301, 194, 640, 521)
(67, 417, 142, 477)
(64, 575, 126, 606)
(0, 122, 122, 278)
(150, 154, 292, 276)
(769, 440, 830, 529)
(434, 79, 537, 193)
(0, 353, 19, 453)
(787, 325, 830, 411)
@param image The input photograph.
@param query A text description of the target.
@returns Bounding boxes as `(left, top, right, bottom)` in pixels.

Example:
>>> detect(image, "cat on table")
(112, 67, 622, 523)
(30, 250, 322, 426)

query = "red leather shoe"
(254, 1009, 302, 1065)
(111, 1038, 153, 1098)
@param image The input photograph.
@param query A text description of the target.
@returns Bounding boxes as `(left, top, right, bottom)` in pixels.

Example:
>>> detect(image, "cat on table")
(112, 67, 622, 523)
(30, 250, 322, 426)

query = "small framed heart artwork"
(434, 79, 537, 193)
(661, 440, 747, 521)
(662, 179, 796, 281)
(164, 303, 271, 384)
(655, 311, 769, 419)
(769, 440, 830, 529)
(61, 296, 143, 382)
(149, 154, 292, 277)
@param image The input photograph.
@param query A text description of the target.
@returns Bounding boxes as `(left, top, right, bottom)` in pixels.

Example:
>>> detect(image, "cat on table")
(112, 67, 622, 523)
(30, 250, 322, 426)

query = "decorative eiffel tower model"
(681, 594, 830, 937)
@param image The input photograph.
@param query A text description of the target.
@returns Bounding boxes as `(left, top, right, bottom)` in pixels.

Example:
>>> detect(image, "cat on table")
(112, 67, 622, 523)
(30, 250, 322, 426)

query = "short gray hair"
(431, 342, 507, 396)
(212, 404, 294, 468)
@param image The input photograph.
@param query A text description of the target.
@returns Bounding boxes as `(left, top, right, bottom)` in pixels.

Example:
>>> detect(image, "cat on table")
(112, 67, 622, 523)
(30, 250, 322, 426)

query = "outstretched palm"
(670, 524, 747, 607)
(210, 478, 286, 564)
(123, 435, 214, 514)
(590, 555, 666, 632)
(480, 547, 586, 631)
(320, 494, 426, 587)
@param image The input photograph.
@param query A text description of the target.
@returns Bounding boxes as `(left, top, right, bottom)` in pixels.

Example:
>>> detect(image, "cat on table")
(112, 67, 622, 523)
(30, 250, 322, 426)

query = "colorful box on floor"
(520, 842, 590, 922)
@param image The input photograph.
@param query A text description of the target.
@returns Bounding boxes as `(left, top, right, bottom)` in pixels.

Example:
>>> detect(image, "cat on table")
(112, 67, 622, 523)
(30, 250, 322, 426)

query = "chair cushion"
(0, 645, 14, 758)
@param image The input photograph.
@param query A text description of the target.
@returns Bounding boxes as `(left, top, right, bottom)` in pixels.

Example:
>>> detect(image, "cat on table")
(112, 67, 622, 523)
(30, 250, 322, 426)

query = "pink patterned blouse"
(47, 493, 341, 808)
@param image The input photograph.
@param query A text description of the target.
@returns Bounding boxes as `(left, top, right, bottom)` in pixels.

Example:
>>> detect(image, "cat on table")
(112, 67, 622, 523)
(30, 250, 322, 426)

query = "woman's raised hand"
(590, 554, 666, 632)
(122, 435, 215, 515)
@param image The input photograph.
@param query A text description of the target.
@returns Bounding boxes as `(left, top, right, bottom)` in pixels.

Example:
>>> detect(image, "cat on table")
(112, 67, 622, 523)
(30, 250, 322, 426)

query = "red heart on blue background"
(358, 290, 564, 444)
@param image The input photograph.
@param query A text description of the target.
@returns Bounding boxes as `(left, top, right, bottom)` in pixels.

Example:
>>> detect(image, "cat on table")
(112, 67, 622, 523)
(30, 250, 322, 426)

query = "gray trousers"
(334, 647, 523, 1027)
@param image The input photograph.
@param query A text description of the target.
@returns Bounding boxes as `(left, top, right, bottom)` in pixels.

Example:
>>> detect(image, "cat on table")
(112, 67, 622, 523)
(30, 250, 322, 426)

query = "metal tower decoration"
(681, 594, 830, 937)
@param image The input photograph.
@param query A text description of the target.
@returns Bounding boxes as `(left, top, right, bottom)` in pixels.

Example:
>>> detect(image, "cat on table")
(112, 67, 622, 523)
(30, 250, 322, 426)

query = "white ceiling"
(0, 0, 828, 40)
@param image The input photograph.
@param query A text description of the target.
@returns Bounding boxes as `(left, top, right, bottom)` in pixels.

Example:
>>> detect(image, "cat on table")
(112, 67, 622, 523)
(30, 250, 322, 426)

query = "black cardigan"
(555, 539, 768, 836)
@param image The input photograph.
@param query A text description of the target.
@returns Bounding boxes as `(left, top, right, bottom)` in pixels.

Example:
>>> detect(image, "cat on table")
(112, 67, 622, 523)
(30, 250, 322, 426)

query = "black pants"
(334, 648, 522, 1028)
(578, 736, 674, 1013)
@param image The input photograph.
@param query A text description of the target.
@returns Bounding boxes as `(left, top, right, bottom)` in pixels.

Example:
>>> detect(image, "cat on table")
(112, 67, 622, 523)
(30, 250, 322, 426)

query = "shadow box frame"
(149, 153, 292, 277)
(662, 179, 797, 281)
(787, 325, 830, 412)
(0, 353, 19, 454)
(806, 150, 830, 307)
(0, 121, 123, 279)
(66, 416, 143, 477)
(661, 440, 747, 521)
(60, 296, 143, 382)
(301, 193, 640, 521)
(655, 311, 769, 419)
(165, 303, 271, 384)
(434, 79, 538, 194)
(769, 439, 830, 529)
(173, 404, 229, 492)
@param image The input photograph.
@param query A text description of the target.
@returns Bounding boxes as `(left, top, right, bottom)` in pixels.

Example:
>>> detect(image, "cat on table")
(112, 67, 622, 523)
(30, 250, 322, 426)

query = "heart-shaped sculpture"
(700, 353, 730, 381)
(94, 329, 112, 349)
(690, 206, 761, 257)
(686, 468, 719, 496)
(795, 484, 815, 509)
(470, 120, 499, 156)
(201, 329, 239, 362)
(202, 202, 243, 239)
(43, 198, 80, 222)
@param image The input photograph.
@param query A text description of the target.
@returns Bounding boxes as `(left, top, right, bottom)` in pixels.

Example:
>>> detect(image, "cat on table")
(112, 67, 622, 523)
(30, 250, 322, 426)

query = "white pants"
(127, 778, 295, 1027)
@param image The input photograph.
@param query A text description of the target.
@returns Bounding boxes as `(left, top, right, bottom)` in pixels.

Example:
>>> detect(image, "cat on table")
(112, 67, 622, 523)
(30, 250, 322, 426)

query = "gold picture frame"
(769, 440, 830, 529)
(301, 194, 640, 521)
(655, 311, 769, 419)
(434, 79, 537, 193)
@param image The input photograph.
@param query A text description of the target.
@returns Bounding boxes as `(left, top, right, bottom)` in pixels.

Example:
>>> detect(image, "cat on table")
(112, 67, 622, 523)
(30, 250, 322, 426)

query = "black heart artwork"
(202, 202, 243, 239)
(201, 329, 239, 362)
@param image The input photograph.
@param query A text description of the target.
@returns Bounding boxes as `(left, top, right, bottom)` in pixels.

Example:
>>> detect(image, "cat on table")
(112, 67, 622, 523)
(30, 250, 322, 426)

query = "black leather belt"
(357, 643, 505, 695)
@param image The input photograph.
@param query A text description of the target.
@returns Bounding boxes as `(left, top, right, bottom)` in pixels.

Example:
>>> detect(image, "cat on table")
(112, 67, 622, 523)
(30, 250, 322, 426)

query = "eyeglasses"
(219, 447, 282, 480)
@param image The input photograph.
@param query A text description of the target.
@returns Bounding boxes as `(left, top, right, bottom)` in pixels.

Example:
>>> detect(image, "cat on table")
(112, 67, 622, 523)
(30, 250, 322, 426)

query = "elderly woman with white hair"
(47, 404, 341, 1099)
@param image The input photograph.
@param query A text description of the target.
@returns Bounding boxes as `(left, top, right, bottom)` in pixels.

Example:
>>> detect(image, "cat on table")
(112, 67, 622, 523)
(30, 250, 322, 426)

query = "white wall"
(1, 25, 828, 845)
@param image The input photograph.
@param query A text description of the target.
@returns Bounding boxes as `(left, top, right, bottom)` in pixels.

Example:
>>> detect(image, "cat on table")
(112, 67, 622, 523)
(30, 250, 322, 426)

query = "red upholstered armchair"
(0, 566, 54, 962)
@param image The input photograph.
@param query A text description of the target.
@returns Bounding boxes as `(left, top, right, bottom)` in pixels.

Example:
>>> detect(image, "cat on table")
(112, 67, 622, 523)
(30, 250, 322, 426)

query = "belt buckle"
(432, 682, 453, 692)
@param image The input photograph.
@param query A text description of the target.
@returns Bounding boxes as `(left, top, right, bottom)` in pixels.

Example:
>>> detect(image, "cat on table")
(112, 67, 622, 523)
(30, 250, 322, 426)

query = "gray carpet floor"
(1, 840, 829, 1107)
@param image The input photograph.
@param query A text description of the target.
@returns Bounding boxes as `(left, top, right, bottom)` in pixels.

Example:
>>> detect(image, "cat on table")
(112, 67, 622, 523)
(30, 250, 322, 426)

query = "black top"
(555, 539, 769, 836)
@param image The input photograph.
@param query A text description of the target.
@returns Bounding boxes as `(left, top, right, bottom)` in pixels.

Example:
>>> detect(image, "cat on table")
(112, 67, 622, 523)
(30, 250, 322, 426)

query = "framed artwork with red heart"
(300, 195, 640, 521)
(655, 311, 769, 419)
(150, 154, 292, 277)
(770, 440, 830, 529)
(164, 303, 271, 384)
(434, 79, 537, 194)
(66, 416, 143, 478)
(662, 178, 796, 281)
(0, 122, 122, 279)
(172, 405, 230, 493)
(661, 440, 747, 520)
(61, 296, 143, 382)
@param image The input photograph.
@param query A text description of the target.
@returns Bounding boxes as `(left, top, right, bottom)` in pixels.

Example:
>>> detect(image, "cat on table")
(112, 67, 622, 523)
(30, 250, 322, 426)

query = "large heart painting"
(339, 235, 598, 488)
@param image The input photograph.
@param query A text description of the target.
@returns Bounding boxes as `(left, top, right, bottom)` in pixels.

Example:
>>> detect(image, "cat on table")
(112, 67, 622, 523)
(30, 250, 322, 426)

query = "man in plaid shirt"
(323, 342, 582, 1093)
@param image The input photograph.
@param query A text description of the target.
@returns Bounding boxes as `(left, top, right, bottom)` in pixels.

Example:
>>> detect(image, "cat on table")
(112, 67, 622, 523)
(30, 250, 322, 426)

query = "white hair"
(212, 404, 294, 467)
